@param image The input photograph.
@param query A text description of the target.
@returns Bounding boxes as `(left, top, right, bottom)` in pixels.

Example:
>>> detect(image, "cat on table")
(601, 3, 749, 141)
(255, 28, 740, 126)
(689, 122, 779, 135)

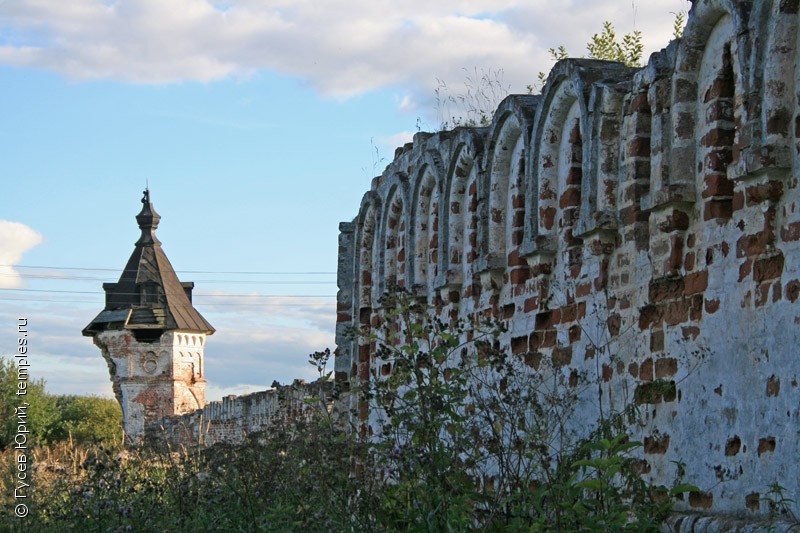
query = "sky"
(0, 0, 690, 402)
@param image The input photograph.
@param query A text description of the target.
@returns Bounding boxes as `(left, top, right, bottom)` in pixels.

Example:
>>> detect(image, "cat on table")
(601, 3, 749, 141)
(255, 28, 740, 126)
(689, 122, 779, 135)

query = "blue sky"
(0, 0, 688, 401)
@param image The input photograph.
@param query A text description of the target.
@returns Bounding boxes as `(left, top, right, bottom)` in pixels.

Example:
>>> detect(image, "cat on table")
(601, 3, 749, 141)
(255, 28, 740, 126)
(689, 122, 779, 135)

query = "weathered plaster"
(336, 0, 800, 519)
(94, 330, 206, 443)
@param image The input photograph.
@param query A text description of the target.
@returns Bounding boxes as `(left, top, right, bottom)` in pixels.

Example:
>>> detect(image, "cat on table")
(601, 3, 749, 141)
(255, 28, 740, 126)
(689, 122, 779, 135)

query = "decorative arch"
(524, 60, 633, 265)
(354, 195, 380, 311)
(660, 0, 749, 207)
(487, 113, 522, 266)
(528, 76, 583, 256)
(479, 95, 538, 282)
(441, 133, 483, 291)
(695, 13, 740, 221)
(410, 154, 443, 297)
(382, 183, 408, 292)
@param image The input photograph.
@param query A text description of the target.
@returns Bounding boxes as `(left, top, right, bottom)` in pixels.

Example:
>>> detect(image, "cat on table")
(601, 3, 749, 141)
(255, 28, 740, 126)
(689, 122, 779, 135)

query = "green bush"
(0, 357, 59, 449)
(0, 357, 123, 449)
(358, 290, 687, 531)
(50, 395, 123, 446)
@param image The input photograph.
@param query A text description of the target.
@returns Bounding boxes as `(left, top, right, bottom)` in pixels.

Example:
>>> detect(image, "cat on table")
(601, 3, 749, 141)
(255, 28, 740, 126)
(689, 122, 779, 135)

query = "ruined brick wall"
(336, 0, 800, 518)
(147, 378, 334, 446)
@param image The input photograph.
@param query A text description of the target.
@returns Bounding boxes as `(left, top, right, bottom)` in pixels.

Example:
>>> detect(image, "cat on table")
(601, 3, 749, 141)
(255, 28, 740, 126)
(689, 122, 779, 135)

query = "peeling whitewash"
(336, 0, 800, 519)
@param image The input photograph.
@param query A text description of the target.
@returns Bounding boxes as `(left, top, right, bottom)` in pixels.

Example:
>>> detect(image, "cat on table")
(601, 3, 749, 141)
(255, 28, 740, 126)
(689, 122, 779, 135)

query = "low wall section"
(146, 379, 333, 446)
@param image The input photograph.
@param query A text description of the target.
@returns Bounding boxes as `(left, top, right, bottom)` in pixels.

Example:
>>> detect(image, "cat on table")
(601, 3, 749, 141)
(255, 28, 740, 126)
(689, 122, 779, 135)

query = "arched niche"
(695, 13, 740, 222)
(556, 100, 584, 248)
(352, 194, 382, 434)
(382, 185, 407, 292)
(660, 0, 748, 207)
(478, 95, 537, 289)
(354, 198, 380, 312)
(440, 136, 482, 292)
(525, 76, 583, 266)
(575, 79, 630, 250)
(411, 165, 440, 297)
(485, 113, 523, 268)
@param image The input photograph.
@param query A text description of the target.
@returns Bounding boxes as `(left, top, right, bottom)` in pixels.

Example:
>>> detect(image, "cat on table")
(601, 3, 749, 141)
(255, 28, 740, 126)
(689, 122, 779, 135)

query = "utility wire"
(0, 296, 335, 307)
(0, 288, 335, 298)
(0, 265, 340, 304)
(1, 264, 336, 275)
(0, 273, 336, 284)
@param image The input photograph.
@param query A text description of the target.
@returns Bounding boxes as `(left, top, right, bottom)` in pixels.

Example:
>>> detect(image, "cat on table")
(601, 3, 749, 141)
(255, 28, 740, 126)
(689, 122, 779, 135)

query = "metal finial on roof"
(136, 188, 161, 246)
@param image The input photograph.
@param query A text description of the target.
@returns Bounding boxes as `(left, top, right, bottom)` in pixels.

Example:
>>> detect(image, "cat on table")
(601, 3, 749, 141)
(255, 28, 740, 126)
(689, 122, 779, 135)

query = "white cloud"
(397, 93, 415, 113)
(0, 220, 43, 288)
(0, 0, 686, 102)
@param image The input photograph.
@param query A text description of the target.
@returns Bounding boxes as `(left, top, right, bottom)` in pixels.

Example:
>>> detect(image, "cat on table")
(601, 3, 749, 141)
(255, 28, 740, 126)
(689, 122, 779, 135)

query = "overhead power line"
(0, 288, 335, 298)
(1, 264, 336, 276)
(0, 264, 340, 305)
(0, 272, 336, 284)
(0, 295, 336, 307)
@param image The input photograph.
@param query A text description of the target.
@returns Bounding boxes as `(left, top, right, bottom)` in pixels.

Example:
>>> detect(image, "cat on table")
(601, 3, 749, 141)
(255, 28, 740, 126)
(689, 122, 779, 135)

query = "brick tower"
(83, 190, 214, 443)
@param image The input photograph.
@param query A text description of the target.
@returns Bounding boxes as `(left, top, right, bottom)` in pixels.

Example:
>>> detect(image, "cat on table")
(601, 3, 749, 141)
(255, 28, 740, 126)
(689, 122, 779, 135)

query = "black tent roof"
(83, 190, 215, 336)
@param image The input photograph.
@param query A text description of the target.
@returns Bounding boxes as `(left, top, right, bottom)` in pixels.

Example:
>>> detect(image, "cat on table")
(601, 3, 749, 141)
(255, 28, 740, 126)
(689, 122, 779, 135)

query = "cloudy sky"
(0, 0, 689, 401)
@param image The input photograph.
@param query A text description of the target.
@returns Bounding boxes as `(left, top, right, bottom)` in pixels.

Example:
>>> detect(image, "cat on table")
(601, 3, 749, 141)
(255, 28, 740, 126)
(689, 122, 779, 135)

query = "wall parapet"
(146, 378, 334, 447)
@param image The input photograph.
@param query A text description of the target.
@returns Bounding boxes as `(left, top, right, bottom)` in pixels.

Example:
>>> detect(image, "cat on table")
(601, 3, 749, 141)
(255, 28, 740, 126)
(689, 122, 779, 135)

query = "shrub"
(0, 357, 59, 449)
(354, 290, 690, 530)
(50, 396, 123, 446)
